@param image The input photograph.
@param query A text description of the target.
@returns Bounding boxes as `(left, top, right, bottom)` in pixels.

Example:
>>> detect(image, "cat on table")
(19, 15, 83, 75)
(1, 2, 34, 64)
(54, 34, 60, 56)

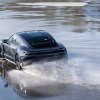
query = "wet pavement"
(0, 0, 100, 100)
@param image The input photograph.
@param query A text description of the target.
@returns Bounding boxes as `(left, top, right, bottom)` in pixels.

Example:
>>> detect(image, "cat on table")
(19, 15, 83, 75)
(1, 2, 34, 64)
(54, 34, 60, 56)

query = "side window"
(8, 35, 27, 47)
(8, 35, 16, 44)
(14, 35, 27, 47)
(15, 36, 23, 46)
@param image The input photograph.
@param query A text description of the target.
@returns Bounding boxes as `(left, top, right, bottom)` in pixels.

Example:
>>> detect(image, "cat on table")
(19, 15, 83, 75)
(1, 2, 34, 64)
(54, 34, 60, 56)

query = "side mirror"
(2, 39, 8, 44)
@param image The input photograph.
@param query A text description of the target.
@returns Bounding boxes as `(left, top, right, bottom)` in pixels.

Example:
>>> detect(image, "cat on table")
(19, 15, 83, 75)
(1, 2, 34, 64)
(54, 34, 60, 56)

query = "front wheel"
(15, 54, 23, 70)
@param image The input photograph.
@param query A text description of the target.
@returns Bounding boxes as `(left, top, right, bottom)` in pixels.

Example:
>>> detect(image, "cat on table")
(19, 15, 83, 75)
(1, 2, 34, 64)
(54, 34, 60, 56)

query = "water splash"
(6, 56, 100, 96)
(6, 58, 68, 96)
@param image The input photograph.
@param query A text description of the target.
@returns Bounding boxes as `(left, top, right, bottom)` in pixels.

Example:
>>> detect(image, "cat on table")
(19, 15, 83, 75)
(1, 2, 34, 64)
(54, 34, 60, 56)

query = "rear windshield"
(27, 36, 57, 48)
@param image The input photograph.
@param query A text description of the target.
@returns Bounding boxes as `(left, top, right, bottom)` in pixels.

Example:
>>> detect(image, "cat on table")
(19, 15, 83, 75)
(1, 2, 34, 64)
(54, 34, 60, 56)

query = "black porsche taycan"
(0, 30, 67, 70)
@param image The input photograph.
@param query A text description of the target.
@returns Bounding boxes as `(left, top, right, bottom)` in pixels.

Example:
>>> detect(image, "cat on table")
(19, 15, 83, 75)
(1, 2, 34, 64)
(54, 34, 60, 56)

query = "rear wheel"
(1, 68, 6, 78)
(15, 54, 22, 70)
(0, 45, 5, 59)
(1, 52, 4, 59)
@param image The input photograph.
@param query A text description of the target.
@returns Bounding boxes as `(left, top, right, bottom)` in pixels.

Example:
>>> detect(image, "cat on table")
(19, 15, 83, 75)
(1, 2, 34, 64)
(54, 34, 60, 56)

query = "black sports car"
(0, 30, 67, 70)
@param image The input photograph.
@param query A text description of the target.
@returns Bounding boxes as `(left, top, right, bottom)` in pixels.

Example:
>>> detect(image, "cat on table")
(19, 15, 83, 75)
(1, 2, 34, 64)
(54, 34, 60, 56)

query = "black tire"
(1, 68, 6, 78)
(15, 54, 22, 70)
(1, 52, 4, 59)
(1, 45, 4, 59)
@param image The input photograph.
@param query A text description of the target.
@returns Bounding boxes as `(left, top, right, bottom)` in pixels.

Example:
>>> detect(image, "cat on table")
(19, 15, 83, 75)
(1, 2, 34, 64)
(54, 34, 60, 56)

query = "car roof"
(16, 30, 51, 40)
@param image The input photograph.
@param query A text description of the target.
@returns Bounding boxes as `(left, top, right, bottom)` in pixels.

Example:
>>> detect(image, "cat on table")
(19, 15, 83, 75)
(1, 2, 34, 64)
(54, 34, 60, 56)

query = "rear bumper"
(21, 51, 67, 66)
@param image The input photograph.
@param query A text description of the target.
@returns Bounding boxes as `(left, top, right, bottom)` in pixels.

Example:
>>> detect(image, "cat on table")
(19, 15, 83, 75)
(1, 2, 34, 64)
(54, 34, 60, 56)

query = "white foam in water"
(66, 57, 100, 85)
(7, 57, 100, 96)
(7, 59, 68, 96)
(16, 2, 87, 7)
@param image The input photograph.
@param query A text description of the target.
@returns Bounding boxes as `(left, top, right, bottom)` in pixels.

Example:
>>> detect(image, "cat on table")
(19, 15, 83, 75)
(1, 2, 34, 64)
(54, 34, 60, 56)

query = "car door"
(3, 34, 27, 61)
(3, 35, 15, 60)
(9, 37, 17, 62)
(9, 35, 20, 61)
(9, 35, 27, 62)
